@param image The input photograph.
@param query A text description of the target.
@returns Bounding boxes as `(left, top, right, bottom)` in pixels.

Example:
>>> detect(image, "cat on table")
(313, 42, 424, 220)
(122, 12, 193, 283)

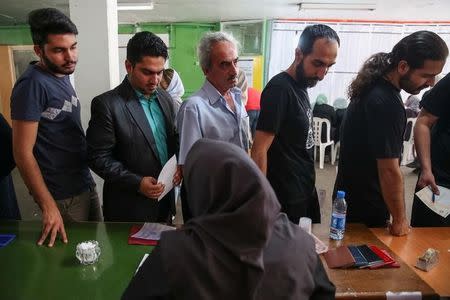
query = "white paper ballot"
(415, 185, 450, 218)
(135, 254, 149, 274)
(131, 223, 176, 240)
(157, 155, 177, 201)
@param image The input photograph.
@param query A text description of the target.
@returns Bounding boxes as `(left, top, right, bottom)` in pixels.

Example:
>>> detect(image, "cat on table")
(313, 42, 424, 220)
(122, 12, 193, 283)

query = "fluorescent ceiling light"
(298, 1, 376, 11)
(117, 2, 154, 11)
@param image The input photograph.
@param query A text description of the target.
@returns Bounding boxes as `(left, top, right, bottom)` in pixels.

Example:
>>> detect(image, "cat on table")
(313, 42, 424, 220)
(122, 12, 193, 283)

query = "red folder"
(128, 225, 158, 246)
(368, 245, 400, 269)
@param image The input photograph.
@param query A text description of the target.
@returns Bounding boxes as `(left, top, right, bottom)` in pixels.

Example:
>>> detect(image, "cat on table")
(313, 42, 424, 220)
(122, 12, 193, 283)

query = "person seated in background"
(0, 113, 21, 220)
(246, 86, 262, 140)
(159, 68, 185, 113)
(122, 139, 335, 300)
(313, 93, 337, 143)
(405, 94, 420, 118)
(404, 95, 421, 172)
(332, 97, 348, 143)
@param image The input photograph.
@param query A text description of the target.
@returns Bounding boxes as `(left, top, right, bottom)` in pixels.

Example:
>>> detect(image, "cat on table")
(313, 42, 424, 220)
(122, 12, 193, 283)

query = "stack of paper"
(128, 223, 176, 245)
(131, 223, 176, 240)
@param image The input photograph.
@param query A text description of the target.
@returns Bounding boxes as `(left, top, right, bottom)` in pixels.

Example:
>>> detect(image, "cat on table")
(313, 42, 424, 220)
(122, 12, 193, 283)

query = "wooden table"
(372, 227, 450, 298)
(313, 223, 438, 299)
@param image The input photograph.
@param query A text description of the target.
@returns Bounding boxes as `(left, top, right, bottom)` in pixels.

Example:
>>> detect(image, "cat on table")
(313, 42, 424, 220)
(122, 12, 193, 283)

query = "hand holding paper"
(415, 185, 450, 218)
(157, 155, 178, 201)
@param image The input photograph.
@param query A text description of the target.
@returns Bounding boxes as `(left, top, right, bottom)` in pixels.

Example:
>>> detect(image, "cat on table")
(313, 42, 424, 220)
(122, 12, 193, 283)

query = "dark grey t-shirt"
(11, 63, 92, 200)
(421, 73, 450, 187)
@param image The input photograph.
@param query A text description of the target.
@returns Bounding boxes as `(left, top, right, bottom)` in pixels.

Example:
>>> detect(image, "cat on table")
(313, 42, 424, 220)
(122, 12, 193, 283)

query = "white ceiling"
(0, 0, 449, 26)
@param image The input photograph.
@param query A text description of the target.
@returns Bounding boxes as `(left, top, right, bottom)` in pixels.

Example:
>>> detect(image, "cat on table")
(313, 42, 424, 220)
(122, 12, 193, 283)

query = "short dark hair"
(127, 31, 168, 66)
(298, 24, 340, 56)
(28, 8, 78, 47)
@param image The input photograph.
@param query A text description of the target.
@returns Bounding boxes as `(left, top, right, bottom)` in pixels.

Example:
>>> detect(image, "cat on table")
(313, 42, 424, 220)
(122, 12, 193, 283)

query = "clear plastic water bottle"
(330, 190, 347, 240)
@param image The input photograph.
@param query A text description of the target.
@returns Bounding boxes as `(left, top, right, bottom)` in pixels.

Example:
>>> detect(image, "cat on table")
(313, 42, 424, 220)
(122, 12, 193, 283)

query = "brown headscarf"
(160, 138, 281, 299)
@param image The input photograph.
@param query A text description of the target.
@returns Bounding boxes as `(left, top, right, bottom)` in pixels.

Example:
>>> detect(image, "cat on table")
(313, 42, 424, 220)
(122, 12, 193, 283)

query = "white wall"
(268, 21, 450, 104)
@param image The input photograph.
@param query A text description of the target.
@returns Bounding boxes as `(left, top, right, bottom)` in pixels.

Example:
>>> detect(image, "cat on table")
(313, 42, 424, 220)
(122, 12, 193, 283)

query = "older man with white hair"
(177, 31, 249, 221)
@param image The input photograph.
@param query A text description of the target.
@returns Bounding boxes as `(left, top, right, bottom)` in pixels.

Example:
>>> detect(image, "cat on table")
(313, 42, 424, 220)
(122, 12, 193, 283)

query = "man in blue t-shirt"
(10, 8, 101, 247)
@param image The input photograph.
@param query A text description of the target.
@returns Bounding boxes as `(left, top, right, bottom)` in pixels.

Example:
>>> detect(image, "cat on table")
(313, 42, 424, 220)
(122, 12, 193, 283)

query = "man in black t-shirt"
(412, 73, 450, 227)
(251, 25, 340, 224)
(334, 31, 448, 235)
(10, 9, 101, 247)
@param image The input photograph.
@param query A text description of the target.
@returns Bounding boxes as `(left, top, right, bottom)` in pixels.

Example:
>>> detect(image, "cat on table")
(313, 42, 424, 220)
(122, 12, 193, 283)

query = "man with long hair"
(334, 31, 448, 235)
(252, 24, 340, 224)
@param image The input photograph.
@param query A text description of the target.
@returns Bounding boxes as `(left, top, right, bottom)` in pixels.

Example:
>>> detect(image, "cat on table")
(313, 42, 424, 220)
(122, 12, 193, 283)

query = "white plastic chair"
(313, 117, 335, 169)
(401, 117, 417, 165)
(332, 141, 340, 166)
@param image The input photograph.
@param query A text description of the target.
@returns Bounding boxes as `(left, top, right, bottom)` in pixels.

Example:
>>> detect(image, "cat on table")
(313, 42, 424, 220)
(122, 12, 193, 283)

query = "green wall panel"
(0, 26, 32, 45)
(169, 23, 218, 97)
(0, 22, 221, 97)
(118, 23, 219, 97)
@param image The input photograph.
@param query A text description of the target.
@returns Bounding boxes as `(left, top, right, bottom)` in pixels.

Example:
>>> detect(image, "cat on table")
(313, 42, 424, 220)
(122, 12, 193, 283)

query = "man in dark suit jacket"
(87, 32, 181, 222)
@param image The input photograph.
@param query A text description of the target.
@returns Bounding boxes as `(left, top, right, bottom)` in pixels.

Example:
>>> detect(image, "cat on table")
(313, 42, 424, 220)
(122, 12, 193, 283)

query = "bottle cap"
(337, 190, 345, 198)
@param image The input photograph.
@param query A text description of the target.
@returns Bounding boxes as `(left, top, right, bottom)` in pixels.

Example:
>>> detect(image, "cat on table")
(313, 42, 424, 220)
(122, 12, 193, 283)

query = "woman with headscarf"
(332, 97, 349, 142)
(159, 68, 185, 113)
(313, 94, 337, 143)
(122, 139, 335, 300)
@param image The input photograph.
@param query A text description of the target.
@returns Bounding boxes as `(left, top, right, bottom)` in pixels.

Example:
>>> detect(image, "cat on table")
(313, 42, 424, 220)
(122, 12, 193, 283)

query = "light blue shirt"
(177, 80, 249, 165)
(136, 90, 169, 165)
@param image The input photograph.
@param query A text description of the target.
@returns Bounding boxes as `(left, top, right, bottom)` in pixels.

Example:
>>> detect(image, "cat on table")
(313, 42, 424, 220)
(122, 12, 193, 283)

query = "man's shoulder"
(14, 65, 50, 89)
(94, 85, 123, 102)
(364, 81, 398, 106)
(183, 90, 209, 109)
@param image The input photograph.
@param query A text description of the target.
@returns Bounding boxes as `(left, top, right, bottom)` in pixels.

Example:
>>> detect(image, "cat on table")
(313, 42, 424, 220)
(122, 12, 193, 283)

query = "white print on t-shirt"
(62, 100, 72, 113)
(71, 95, 78, 107)
(305, 108, 314, 149)
(41, 96, 78, 120)
(41, 107, 62, 120)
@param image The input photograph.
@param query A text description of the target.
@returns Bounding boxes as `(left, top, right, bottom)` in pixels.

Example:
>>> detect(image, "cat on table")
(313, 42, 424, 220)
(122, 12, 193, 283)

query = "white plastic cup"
(299, 217, 312, 235)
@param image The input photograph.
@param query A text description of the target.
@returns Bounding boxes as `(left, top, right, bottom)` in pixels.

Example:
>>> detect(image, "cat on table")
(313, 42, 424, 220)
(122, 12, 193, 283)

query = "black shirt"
(257, 72, 319, 222)
(421, 73, 450, 186)
(334, 79, 406, 227)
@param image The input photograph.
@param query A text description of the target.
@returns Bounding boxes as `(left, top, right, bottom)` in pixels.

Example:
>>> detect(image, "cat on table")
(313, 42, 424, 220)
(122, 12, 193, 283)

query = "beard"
(399, 72, 429, 95)
(42, 51, 77, 75)
(295, 61, 320, 88)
